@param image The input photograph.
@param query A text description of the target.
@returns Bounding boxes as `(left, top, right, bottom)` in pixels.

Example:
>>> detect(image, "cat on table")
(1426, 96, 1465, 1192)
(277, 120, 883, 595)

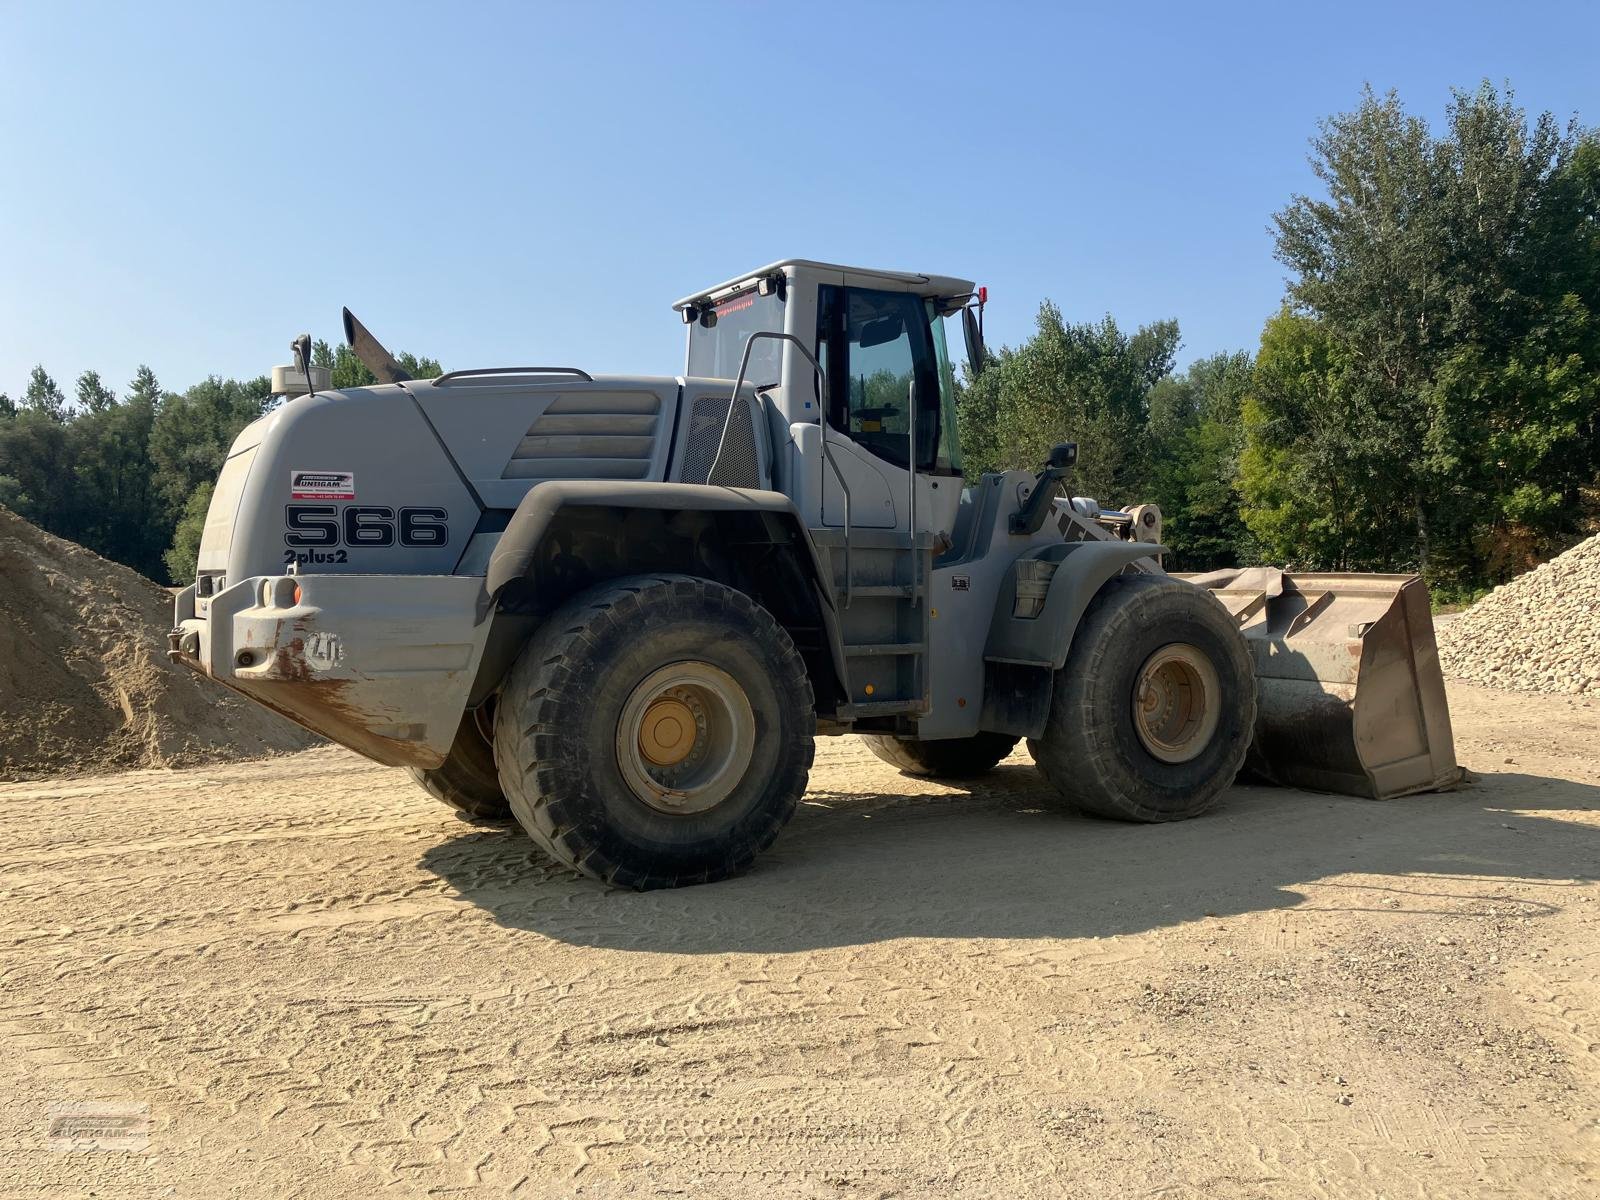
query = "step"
(841, 584, 915, 598)
(837, 699, 924, 717)
(811, 528, 937, 551)
(843, 642, 926, 657)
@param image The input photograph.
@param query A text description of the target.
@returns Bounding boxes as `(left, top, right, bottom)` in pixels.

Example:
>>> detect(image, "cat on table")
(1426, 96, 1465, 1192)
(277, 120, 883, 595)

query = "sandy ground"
(1, 681, 1596, 1199)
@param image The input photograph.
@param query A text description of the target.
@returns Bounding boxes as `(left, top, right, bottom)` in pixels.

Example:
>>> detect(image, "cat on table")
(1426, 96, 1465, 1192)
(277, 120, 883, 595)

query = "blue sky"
(4, 1, 1598, 400)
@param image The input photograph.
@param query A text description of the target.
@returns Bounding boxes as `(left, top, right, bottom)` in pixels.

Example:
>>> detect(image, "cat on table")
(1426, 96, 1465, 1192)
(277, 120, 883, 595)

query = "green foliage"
(959, 302, 1178, 503)
(71, 389, 166, 577)
(0, 410, 76, 531)
(4, 80, 1596, 596)
(22, 366, 65, 421)
(956, 306, 1259, 567)
(312, 339, 443, 388)
(75, 370, 115, 414)
(146, 375, 272, 516)
(126, 365, 163, 408)
(1268, 81, 1600, 585)
(1145, 352, 1254, 570)
(1238, 310, 1408, 570)
(163, 480, 213, 584)
(1, 339, 439, 584)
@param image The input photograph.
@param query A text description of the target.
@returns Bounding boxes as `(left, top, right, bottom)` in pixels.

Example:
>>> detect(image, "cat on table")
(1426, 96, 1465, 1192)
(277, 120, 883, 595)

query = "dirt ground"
(1, 681, 1595, 1199)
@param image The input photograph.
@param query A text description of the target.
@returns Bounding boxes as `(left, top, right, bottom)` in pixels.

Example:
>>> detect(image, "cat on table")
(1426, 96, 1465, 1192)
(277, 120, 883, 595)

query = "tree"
(146, 375, 271, 581)
(1271, 82, 1600, 585)
(70, 389, 165, 578)
(958, 302, 1180, 503)
(75, 370, 116, 414)
(1238, 310, 1409, 571)
(0, 411, 76, 532)
(163, 481, 213, 584)
(126, 365, 163, 409)
(22, 366, 66, 421)
(0, 393, 13, 420)
(147, 375, 271, 515)
(312, 339, 443, 388)
(1146, 352, 1254, 570)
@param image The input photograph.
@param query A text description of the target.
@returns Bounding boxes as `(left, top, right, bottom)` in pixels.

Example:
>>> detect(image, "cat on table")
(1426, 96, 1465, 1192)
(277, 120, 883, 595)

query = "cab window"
(686, 288, 783, 382)
(816, 285, 943, 473)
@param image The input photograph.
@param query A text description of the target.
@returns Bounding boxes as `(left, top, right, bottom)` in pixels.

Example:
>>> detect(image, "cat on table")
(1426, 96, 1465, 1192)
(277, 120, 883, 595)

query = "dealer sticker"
(290, 470, 355, 500)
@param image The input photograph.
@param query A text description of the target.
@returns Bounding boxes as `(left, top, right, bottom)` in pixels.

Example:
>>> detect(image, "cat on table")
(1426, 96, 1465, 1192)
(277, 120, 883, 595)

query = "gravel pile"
(1437, 532, 1600, 697)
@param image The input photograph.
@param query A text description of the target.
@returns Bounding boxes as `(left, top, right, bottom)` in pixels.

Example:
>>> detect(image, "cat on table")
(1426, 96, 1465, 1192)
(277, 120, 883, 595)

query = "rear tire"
(409, 709, 511, 821)
(860, 732, 1019, 779)
(493, 574, 815, 889)
(1028, 574, 1255, 821)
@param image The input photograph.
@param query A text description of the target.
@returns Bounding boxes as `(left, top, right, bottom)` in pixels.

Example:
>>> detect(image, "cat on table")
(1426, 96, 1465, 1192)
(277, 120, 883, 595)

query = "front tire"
(493, 575, 815, 889)
(1028, 574, 1255, 821)
(860, 732, 1019, 779)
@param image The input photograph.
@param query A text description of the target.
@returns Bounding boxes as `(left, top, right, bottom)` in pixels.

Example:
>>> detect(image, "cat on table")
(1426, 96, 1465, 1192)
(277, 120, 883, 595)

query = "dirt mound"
(1438, 531, 1600, 697)
(0, 505, 319, 779)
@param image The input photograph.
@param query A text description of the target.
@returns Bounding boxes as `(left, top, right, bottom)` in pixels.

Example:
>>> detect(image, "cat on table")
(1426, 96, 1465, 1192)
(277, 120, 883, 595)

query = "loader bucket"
(1177, 569, 1462, 800)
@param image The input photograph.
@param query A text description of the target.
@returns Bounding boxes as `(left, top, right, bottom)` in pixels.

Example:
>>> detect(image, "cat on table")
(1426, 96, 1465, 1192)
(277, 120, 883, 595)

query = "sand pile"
(1438, 532, 1600, 697)
(0, 505, 319, 779)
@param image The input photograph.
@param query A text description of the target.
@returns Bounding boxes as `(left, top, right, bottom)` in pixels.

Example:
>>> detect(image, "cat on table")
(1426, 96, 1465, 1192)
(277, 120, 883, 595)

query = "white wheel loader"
(169, 259, 1460, 889)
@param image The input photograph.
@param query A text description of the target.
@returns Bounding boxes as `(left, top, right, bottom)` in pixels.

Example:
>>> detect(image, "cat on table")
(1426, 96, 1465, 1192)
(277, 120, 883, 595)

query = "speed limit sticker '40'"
(291, 470, 355, 500)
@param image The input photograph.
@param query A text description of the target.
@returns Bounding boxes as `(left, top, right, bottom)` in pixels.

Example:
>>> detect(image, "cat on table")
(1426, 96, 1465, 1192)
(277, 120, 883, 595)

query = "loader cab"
(677, 259, 976, 538)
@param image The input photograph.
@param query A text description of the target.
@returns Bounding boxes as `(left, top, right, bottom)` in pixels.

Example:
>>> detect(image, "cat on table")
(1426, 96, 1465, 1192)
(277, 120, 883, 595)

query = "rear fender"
(481, 481, 847, 711)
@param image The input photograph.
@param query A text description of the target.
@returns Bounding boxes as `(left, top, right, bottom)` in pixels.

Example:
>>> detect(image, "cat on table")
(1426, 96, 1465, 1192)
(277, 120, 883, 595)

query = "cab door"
(815, 285, 943, 530)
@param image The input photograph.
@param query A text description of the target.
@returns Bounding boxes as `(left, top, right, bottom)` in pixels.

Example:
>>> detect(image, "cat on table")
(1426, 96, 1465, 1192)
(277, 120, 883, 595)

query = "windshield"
(685, 288, 784, 382)
(927, 301, 963, 472)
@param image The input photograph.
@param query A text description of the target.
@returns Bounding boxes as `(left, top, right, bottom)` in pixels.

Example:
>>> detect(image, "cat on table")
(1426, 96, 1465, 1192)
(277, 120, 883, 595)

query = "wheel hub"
(1132, 642, 1221, 764)
(616, 662, 755, 814)
(639, 695, 699, 766)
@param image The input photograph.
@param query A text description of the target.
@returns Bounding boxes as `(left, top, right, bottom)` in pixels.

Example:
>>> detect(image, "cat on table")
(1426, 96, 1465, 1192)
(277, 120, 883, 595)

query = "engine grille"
(679, 393, 760, 488)
(502, 392, 661, 481)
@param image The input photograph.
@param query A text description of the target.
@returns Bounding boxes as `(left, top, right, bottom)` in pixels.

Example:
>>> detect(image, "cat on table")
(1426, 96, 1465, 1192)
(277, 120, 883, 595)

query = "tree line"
(960, 82, 1600, 601)
(5, 83, 1595, 600)
(0, 342, 438, 584)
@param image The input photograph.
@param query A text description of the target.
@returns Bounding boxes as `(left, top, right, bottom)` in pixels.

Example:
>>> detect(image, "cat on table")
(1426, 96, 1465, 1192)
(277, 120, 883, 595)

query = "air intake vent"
(680, 394, 760, 488)
(502, 392, 661, 481)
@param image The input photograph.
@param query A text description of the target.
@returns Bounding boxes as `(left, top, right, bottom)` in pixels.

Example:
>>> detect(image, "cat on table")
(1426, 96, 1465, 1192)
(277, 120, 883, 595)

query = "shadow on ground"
(418, 762, 1600, 954)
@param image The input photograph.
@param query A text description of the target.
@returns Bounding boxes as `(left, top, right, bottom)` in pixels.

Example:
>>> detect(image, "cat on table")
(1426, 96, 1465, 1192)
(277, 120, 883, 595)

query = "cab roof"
(672, 259, 977, 311)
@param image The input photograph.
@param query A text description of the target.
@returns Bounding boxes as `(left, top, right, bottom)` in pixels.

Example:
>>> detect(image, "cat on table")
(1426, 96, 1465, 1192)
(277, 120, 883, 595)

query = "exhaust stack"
(342, 307, 413, 384)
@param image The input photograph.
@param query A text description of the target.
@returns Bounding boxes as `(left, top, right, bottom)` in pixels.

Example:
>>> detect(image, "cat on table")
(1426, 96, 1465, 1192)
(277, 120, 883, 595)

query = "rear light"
(293, 583, 302, 606)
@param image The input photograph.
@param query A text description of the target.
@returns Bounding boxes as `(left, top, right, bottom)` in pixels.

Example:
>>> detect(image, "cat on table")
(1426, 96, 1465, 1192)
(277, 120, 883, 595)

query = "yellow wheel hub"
(639, 697, 697, 766)
(616, 663, 756, 815)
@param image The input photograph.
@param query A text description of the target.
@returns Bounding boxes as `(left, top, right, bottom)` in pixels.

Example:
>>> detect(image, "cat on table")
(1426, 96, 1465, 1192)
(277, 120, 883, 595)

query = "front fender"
(984, 540, 1163, 669)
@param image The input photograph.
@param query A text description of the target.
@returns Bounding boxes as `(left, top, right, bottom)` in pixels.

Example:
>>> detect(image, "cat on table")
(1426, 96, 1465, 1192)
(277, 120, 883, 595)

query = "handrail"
(432, 366, 594, 385)
(906, 378, 918, 610)
(707, 331, 853, 608)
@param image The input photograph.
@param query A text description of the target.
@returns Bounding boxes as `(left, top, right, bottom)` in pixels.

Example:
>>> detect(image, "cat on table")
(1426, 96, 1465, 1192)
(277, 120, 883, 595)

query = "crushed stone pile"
(0, 505, 319, 779)
(1438, 532, 1600, 697)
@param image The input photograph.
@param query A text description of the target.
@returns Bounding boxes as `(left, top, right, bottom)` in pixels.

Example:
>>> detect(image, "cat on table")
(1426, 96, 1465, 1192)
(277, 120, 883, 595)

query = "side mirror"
(962, 307, 986, 376)
(1047, 442, 1078, 471)
(291, 333, 313, 378)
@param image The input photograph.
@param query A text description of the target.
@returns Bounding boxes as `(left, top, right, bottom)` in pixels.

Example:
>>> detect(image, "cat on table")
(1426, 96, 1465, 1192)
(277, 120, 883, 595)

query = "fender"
(983, 540, 1165, 669)
(485, 480, 848, 694)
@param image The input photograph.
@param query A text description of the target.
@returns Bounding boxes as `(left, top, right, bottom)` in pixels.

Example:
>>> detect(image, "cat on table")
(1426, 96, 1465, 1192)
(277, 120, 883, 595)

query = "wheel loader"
(169, 259, 1460, 888)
